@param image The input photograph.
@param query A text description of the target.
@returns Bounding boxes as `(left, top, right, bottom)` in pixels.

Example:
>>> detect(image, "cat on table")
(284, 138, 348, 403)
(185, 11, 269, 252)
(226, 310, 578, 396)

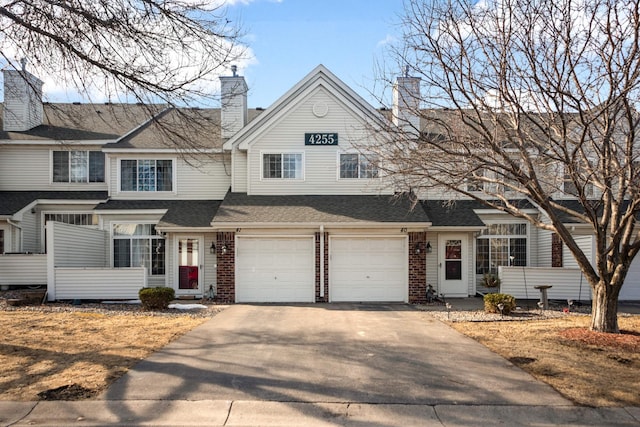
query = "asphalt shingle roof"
(0, 104, 162, 141)
(212, 192, 430, 224)
(421, 199, 536, 227)
(95, 199, 222, 228)
(0, 191, 108, 215)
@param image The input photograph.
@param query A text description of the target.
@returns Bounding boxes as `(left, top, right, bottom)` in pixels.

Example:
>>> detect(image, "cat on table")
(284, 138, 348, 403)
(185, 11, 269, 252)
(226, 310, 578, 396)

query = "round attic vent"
(312, 102, 328, 118)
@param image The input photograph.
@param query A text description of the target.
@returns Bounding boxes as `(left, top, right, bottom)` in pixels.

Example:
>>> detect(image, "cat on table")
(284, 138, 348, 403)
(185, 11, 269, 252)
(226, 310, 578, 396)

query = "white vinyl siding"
(245, 88, 390, 195)
(232, 150, 248, 192)
(51, 222, 107, 268)
(54, 267, 146, 300)
(0, 254, 47, 285)
(109, 154, 230, 199)
(0, 146, 107, 191)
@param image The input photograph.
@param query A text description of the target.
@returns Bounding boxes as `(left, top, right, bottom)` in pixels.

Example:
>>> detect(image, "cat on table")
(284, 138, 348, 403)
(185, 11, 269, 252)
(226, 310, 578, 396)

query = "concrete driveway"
(101, 304, 569, 406)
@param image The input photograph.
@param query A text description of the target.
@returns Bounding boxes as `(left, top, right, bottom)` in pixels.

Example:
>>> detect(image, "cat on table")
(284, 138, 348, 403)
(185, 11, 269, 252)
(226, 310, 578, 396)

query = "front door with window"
(439, 234, 468, 297)
(177, 237, 202, 296)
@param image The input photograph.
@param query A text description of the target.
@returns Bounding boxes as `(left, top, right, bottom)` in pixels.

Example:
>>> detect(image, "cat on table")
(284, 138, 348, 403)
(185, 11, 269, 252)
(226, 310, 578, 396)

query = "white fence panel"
(51, 222, 107, 268)
(0, 254, 47, 286)
(54, 267, 146, 300)
(499, 266, 591, 301)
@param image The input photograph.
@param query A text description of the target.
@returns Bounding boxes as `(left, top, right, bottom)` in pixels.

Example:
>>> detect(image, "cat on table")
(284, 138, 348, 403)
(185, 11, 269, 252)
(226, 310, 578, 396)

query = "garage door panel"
(236, 237, 315, 303)
(330, 237, 407, 302)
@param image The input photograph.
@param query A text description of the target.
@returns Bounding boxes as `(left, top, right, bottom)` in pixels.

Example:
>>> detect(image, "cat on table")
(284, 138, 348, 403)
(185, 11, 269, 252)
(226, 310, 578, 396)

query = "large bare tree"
(0, 0, 245, 106)
(374, 0, 640, 332)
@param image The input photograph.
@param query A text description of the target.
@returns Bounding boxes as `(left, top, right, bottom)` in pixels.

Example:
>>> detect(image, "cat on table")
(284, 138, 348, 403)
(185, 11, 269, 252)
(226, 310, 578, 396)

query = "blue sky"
(0, 0, 406, 108)
(226, 0, 405, 108)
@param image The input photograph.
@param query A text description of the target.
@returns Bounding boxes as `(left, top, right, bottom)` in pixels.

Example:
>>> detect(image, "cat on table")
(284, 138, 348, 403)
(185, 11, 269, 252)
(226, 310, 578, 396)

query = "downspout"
(320, 225, 325, 299)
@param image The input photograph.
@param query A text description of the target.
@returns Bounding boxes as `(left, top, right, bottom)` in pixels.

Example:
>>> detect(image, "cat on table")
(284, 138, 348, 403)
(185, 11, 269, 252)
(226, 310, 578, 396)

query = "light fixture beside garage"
(210, 242, 229, 255)
(415, 241, 432, 254)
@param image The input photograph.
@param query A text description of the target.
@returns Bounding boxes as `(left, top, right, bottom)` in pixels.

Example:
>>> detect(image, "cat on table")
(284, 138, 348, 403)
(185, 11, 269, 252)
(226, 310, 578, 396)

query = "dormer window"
(52, 150, 104, 183)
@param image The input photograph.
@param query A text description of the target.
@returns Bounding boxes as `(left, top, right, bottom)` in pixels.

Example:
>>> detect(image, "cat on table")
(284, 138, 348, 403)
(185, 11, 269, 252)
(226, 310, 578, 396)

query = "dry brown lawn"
(450, 315, 640, 407)
(0, 308, 213, 401)
(1, 300, 639, 407)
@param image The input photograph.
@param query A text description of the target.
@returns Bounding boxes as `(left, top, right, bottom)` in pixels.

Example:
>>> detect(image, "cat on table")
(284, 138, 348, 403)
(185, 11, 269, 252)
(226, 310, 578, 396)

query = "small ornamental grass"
(139, 287, 175, 310)
(483, 293, 516, 315)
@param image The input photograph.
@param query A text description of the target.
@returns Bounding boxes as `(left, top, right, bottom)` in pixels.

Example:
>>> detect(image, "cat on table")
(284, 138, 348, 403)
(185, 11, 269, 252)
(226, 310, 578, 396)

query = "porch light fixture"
(220, 244, 228, 255)
(415, 241, 432, 254)
(210, 242, 216, 254)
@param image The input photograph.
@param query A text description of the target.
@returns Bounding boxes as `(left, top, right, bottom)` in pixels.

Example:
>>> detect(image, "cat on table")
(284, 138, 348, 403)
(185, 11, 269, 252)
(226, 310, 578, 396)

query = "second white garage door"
(330, 236, 407, 302)
(236, 237, 315, 303)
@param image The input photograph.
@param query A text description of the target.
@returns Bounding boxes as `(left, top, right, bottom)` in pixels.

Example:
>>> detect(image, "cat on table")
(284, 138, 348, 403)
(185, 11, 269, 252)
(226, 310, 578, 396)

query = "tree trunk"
(590, 281, 620, 333)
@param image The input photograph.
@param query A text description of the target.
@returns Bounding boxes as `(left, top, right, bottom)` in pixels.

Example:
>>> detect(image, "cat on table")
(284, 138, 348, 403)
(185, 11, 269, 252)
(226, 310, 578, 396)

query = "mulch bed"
(558, 327, 640, 352)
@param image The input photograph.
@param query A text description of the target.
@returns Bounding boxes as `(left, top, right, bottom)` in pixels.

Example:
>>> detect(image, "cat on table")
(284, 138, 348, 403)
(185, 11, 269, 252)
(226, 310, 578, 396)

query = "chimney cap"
(20, 58, 27, 72)
(231, 64, 238, 77)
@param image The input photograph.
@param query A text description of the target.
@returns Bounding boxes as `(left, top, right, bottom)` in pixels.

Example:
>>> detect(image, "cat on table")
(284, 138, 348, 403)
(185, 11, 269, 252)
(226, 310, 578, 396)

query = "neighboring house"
(0, 64, 638, 302)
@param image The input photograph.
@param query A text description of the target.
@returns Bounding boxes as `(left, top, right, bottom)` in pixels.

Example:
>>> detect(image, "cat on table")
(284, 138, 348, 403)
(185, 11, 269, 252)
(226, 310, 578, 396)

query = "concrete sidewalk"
(2, 400, 639, 426)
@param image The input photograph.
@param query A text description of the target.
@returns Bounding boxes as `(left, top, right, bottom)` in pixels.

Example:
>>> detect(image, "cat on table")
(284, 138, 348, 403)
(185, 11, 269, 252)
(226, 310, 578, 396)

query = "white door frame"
(174, 234, 204, 296)
(438, 233, 469, 297)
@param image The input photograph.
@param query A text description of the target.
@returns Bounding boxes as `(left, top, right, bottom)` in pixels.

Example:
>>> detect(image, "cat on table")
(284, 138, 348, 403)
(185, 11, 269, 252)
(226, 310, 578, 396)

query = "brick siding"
(315, 232, 329, 302)
(215, 231, 235, 303)
(408, 232, 427, 303)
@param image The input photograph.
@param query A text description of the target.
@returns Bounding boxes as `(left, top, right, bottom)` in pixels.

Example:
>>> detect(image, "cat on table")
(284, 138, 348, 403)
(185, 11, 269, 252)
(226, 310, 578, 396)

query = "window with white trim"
(339, 153, 379, 179)
(120, 159, 173, 191)
(262, 153, 303, 179)
(53, 150, 104, 183)
(112, 223, 165, 275)
(563, 172, 594, 197)
(476, 223, 527, 274)
(44, 213, 98, 226)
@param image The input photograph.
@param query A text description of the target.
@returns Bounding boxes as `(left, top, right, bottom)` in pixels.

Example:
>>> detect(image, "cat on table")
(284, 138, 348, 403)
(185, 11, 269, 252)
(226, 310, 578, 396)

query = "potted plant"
(482, 272, 500, 288)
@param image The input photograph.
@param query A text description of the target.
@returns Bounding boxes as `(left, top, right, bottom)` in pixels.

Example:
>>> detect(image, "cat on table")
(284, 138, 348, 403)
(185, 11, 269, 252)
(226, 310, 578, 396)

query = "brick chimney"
(3, 60, 44, 131)
(220, 65, 248, 139)
(392, 67, 420, 137)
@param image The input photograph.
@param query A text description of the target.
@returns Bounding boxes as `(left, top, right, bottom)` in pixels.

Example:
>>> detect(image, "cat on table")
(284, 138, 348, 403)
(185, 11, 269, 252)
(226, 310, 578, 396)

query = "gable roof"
(0, 191, 108, 216)
(223, 64, 388, 151)
(0, 104, 161, 142)
(212, 192, 430, 227)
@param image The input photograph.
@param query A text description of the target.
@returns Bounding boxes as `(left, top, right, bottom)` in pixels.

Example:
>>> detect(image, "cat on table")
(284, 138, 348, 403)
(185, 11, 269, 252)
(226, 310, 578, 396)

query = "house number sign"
(305, 132, 338, 146)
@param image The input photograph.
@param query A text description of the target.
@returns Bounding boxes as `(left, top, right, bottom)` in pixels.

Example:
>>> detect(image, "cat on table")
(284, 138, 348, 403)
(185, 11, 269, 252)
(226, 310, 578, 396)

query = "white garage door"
(236, 237, 315, 303)
(330, 237, 407, 302)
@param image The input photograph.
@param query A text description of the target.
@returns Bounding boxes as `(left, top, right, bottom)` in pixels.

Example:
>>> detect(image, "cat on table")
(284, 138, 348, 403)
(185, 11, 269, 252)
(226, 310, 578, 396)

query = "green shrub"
(483, 293, 516, 315)
(139, 287, 175, 310)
